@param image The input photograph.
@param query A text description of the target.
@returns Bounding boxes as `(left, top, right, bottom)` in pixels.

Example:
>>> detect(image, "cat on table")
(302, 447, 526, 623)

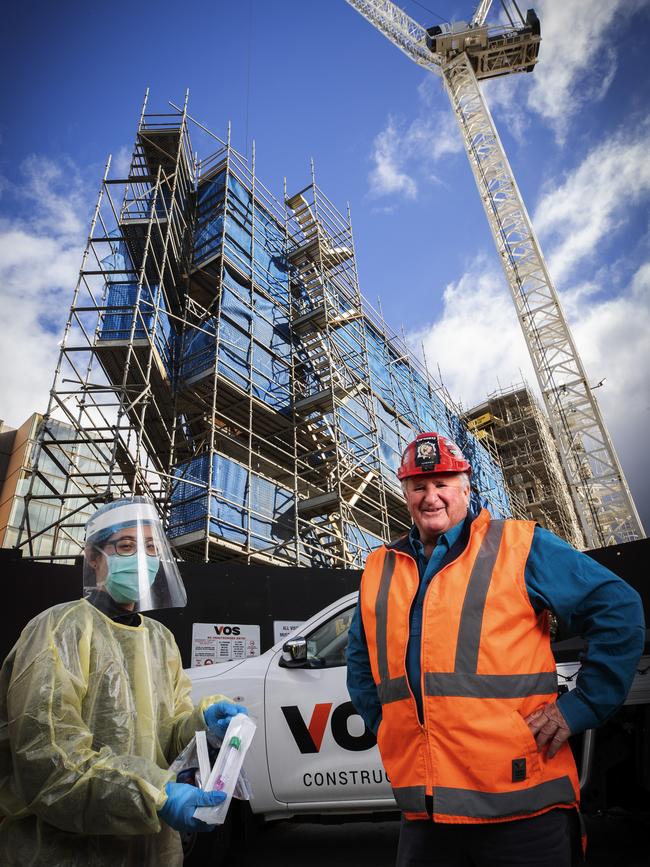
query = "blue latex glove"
(158, 781, 226, 833)
(203, 700, 248, 738)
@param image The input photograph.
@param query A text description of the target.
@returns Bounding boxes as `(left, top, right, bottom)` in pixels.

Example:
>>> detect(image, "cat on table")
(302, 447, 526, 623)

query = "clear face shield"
(83, 497, 187, 612)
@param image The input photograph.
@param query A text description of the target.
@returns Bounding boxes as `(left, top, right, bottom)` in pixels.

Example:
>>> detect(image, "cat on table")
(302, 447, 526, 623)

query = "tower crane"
(345, 0, 644, 548)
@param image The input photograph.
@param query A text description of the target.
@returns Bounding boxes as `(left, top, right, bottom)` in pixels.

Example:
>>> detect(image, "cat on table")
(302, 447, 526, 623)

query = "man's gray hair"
(401, 472, 471, 497)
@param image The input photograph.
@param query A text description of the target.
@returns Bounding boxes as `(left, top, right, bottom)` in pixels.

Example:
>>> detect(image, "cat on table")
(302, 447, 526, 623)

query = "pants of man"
(396, 808, 574, 867)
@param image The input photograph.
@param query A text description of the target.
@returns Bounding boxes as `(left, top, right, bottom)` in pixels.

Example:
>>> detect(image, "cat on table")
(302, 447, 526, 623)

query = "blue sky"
(1, 0, 649, 532)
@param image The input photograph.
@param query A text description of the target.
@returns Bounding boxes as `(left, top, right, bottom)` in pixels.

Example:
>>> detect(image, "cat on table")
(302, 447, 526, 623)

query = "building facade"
(0, 414, 104, 558)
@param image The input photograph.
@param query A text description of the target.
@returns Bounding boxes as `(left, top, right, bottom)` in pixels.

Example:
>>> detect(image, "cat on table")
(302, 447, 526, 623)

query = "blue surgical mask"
(105, 553, 160, 604)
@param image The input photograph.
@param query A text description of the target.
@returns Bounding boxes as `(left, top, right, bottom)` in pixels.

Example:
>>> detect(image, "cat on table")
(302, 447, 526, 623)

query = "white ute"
(188, 593, 395, 824)
(185, 592, 650, 864)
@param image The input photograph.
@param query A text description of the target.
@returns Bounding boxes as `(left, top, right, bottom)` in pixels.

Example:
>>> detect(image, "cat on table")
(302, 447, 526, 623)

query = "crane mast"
(345, 0, 644, 547)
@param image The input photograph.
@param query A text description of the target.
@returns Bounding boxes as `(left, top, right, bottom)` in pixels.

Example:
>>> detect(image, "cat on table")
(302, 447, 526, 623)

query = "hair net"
(85, 496, 159, 547)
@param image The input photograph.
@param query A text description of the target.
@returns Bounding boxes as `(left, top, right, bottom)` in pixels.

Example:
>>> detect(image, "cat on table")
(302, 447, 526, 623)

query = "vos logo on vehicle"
(281, 701, 376, 754)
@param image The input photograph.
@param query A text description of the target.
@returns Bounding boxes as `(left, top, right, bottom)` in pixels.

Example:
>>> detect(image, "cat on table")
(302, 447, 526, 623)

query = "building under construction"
(16, 96, 511, 567)
(0, 414, 104, 558)
(465, 385, 584, 548)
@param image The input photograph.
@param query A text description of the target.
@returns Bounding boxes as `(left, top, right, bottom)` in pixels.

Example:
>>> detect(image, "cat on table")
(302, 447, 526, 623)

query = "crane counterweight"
(426, 9, 540, 80)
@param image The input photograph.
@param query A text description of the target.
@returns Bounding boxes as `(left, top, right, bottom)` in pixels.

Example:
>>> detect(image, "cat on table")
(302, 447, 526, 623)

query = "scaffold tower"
(16, 94, 511, 565)
(465, 384, 585, 548)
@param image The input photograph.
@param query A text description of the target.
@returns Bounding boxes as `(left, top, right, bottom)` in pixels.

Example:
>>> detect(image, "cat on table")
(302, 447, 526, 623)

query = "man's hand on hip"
(525, 702, 571, 759)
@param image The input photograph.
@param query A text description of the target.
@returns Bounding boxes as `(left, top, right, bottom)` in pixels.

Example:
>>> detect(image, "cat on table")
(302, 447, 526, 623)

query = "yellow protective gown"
(0, 598, 227, 867)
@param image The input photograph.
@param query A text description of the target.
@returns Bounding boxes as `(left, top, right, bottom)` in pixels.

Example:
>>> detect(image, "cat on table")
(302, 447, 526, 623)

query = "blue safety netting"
(178, 274, 291, 411)
(169, 451, 293, 549)
(182, 172, 292, 410)
(253, 197, 290, 305)
(375, 399, 407, 485)
(223, 173, 253, 276)
(177, 319, 216, 384)
(193, 170, 226, 267)
(98, 243, 174, 376)
(331, 321, 367, 384)
(338, 395, 375, 473)
(194, 170, 289, 302)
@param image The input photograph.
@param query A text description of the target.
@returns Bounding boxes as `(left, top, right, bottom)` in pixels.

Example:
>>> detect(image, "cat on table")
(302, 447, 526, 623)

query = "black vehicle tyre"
(181, 804, 235, 867)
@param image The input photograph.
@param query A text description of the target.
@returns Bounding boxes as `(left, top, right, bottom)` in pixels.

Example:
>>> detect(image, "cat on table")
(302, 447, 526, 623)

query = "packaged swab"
(195, 729, 211, 790)
(194, 712, 256, 825)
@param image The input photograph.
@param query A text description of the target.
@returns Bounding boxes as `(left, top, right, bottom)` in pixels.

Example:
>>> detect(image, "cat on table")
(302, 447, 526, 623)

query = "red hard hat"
(397, 432, 471, 480)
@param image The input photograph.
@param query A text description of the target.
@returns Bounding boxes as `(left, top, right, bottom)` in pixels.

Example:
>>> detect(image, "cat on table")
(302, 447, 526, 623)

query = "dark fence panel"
(1, 537, 647, 668)
(0, 552, 361, 667)
(154, 562, 361, 667)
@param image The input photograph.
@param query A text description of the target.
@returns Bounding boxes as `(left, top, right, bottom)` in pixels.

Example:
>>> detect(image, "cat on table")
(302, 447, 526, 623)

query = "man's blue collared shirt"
(406, 518, 466, 720)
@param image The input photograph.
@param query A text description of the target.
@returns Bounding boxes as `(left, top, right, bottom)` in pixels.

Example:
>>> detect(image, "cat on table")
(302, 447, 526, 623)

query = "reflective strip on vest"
(378, 676, 411, 704)
(424, 671, 558, 699)
(434, 776, 576, 819)
(375, 549, 399, 701)
(454, 520, 505, 673)
(393, 785, 427, 814)
(395, 776, 575, 818)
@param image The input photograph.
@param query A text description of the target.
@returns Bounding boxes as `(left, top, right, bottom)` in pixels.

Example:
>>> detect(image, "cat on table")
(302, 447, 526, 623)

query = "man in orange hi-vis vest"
(346, 432, 644, 867)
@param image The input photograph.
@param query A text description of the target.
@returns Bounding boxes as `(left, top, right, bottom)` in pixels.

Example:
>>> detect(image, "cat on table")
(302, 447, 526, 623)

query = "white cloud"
(483, 0, 648, 141)
(20, 155, 87, 236)
(534, 128, 650, 282)
(368, 83, 462, 200)
(525, 0, 620, 133)
(409, 256, 534, 412)
(0, 157, 90, 428)
(111, 144, 133, 179)
(368, 118, 418, 199)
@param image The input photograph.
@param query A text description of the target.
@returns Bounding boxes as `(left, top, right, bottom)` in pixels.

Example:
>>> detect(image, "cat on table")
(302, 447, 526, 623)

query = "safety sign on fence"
(273, 620, 305, 645)
(191, 622, 261, 667)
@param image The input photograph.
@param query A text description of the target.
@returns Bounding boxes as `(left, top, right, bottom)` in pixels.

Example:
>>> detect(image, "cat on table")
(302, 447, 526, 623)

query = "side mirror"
(280, 636, 308, 668)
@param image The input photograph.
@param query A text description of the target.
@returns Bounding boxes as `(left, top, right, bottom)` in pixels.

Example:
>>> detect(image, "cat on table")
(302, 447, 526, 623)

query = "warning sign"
(191, 623, 261, 667)
(273, 620, 305, 645)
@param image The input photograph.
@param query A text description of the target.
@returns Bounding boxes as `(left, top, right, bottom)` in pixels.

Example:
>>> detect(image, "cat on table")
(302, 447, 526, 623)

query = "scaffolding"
(16, 95, 511, 566)
(465, 384, 585, 548)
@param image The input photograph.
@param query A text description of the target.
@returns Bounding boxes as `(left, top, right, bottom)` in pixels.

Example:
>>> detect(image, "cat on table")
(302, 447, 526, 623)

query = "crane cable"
(245, 0, 253, 159)
(406, 0, 448, 25)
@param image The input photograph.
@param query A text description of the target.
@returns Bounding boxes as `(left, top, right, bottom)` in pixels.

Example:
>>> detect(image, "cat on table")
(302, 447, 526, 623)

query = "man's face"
(404, 473, 470, 542)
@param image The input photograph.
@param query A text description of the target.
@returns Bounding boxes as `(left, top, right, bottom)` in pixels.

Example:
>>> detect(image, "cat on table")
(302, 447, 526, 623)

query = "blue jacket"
(346, 513, 645, 735)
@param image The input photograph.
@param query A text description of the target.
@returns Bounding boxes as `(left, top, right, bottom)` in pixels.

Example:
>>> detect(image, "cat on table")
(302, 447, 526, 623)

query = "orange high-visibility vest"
(359, 509, 580, 824)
